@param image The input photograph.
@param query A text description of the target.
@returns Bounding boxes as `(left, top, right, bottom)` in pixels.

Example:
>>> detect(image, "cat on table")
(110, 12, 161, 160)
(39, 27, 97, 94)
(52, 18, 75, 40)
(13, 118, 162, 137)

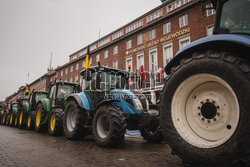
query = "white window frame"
(76, 63, 79, 70)
(179, 35, 191, 50)
(163, 42, 173, 68)
(149, 29, 156, 40)
(96, 54, 100, 62)
(149, 48, 158, 73)
(70, 66, 73, 72)
(60, 71, 63, 76)
(113, 46, 118, 55)
(126, 57, 133, 71)
(82, 61, 85, 68)
(126, 40, 132, 50)
(137, 33, 143, 45)
(113, 60, 118, 69)
(163, 22, 171, 34)
(104, 50, 109, 59)
(136, 53, 144, 69)
(90, 57, 92, 64)
(206, 3, 216, 17)
(65, 68, 68, 75)
(179, 14, 188, 28)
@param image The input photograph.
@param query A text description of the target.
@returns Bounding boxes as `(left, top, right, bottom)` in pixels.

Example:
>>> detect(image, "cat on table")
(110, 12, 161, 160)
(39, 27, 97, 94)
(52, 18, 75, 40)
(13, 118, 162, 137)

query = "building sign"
(126, 27, 190, 55)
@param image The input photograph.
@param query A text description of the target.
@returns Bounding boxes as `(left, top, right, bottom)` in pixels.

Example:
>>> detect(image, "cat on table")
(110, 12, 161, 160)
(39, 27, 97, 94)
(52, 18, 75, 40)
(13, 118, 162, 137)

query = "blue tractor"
(160, 0, 250, 166)
(63, 66, 163, 147)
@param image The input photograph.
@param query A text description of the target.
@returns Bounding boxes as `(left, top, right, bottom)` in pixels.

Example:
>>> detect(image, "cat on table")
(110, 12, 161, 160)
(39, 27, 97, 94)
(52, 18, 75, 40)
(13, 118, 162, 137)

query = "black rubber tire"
(35, 103, 47, 133)
(92, 106, 126, 147)
(14, 115, 19, 128)
(9, 113, 14, 127)
(26, 112, 35, 131)
(2, 114, 7, 126)
(63, 100, 88, 140)
(48, 108, 64, 136)
(160, 51, 250, 167)
(6, 115, 10, 126)
(18, 106, 27, 129)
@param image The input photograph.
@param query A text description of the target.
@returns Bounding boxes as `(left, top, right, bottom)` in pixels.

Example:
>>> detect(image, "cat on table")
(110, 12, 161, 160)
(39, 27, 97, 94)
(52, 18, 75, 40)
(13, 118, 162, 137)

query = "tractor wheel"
(35, 103, 47, 132)
(18, 107, 27, 129)
(48, 108, 64, 136)
(92, 106, 126, 147)
(14, 115, 18, 128)
(63, 100, 88, 140)
(2, 114, 6, 125)
(9, 113, 14, 127)
(26, 112, 34, 130)
(160, 51, 250, 167)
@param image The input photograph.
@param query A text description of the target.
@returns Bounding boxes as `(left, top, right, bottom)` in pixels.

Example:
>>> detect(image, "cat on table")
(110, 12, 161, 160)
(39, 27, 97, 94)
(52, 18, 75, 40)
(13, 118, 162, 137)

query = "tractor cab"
(48, 81, 80, 109)
(29, 91, 48, 111)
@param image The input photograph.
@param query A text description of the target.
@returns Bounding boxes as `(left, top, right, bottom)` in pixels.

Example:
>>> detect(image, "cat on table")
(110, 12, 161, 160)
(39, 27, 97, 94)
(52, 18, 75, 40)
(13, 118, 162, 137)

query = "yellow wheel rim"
(36, 109, 41, 127)
(19, 112, 23, 125)
(15, 117, 17, 126)
(10, 114, 13, 124)
(27, 115, 31, 127)
(50, 114, 56, 131)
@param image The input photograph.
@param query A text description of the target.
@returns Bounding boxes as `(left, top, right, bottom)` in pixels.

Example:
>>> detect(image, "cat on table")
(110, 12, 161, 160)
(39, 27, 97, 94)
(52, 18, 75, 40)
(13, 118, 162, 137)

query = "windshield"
(12, 104, 18, 109)
(82, 71, 129, 91)
(35, 93, 48, 102)
(220, 0, 250, 34)
(57, 84, 77, 98)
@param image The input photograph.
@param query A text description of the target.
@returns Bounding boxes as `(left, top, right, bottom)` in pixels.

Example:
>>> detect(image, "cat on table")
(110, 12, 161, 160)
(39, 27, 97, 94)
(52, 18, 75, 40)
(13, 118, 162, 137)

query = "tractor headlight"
(133, 98, 143, 111)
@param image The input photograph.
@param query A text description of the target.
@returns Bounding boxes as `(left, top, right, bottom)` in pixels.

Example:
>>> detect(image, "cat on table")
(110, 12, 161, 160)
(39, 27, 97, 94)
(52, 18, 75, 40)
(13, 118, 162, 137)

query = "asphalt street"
(0, 125, 184, 167)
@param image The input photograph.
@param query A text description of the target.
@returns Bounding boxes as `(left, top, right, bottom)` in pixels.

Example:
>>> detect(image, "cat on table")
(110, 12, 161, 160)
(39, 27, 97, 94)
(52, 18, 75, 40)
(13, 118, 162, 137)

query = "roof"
(80, 66, 129, 76)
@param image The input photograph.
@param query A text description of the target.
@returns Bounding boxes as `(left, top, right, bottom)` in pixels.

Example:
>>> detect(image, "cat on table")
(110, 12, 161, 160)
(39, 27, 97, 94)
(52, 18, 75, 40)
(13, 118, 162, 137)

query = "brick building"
(5, 0, 216, 102)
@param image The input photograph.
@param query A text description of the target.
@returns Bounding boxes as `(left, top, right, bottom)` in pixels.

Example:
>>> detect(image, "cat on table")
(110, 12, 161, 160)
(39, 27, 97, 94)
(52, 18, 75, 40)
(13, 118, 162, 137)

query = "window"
(147, 10, 162, 23)
(65, 68, 68, 75)
(79, 49, 87, 57)
(179, 14, 188, 28)
(113, 60, 118, 69)
(70, 66, 73, 72)
(137, 33, 143, 45)
(61, 71, 63, 76)
(163, 22, 171, 34)
(113, 46, 118, 55)
(126, 40, 132, 50)
(179, 36, 190, 49)
(163, 43, 173, 67)
(207, 26, 214, 36)
(167, 0, 192, 12)
(137, 53, 144, 68)
(149, 29, 156, 40)
(98, 37, 110, 47)
(126, 57, 132, 71)
(90, 44, 97, 51)
(125, 20, 143, 34)
(71, 55, 77, 61)
(82, 61, 85, 68)
(76, 63, 79, 70)
(149, 49, 158, 87)
(75, 75, 78, 82)
(112, 30, 124, 40)
(90, 57, 92, 64)
(104, 50, 109, 58)
(206, 3, 216, 16)
(96, 54, 100, 62)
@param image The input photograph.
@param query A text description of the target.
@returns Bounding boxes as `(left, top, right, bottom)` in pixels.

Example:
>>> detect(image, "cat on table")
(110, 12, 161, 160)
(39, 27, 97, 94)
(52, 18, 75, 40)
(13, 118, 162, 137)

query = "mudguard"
(165, 34, 250, 75)
(22, 102, 30, 114)
(38, 98, 51, 124)
(67, 93, 91, 111)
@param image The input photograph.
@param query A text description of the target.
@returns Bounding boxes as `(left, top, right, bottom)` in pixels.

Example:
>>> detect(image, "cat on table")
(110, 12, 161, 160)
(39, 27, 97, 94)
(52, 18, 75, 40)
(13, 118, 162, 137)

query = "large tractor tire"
(2, 114, 7, 126)
(63, 100, 88, 140)
(18, 107, 27, 129)
(26, 112, 34, 130)
(14, 115, 18, 128)
(35, 103, 47, 132)
(92, 106, 126, 147)
(48, 108, 64, 136)
(9, 113, 14, 127)
(160, 51, 250, 167)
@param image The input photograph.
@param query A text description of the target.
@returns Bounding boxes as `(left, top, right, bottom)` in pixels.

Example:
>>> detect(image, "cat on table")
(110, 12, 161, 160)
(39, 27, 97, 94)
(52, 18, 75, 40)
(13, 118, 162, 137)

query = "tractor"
(160, 0, 250, 166)
(34, 81, 80, 136)
(8, 102, 19, 127)
(0, 105, 4, 125)
(18, 91, 48, 130)
(63, 66, 163, 147)
(1, 103, 11, 126)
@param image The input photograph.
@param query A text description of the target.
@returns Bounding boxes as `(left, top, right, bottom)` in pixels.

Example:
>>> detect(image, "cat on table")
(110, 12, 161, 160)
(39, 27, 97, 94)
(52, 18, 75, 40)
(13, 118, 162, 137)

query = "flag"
(140, 65, 147, 87)
(156, 67, 164, 78)
(25, 84, 29, 95)
(84, 54, 90, 69)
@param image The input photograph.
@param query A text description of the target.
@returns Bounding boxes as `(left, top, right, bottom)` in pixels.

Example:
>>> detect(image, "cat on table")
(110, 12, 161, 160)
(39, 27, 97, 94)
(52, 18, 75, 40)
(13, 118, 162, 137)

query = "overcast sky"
(0, 0, 161, 101)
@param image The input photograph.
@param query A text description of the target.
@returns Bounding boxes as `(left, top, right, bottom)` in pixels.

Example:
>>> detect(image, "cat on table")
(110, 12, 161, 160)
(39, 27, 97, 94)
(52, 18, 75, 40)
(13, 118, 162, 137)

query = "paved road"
(0, 125, 184, 167)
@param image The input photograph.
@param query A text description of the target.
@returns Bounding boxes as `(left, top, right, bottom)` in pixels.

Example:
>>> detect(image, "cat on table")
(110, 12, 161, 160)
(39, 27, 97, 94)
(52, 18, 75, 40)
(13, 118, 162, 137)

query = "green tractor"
(9, 102, 19, 127)
(2, 103, 11, 126)
(0, 105, 4, 125)
(18, 91, 48, 129)
(34, 81, 80, 136)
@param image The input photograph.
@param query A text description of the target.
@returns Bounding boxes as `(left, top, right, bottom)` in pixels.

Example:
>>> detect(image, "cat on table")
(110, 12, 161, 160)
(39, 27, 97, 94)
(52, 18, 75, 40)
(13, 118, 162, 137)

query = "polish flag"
(156, 67, 164, 78)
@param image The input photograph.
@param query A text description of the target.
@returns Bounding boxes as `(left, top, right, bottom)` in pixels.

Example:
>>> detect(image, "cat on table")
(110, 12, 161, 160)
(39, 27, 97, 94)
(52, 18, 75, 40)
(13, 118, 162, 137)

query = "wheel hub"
(201, 102, 217, 119)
